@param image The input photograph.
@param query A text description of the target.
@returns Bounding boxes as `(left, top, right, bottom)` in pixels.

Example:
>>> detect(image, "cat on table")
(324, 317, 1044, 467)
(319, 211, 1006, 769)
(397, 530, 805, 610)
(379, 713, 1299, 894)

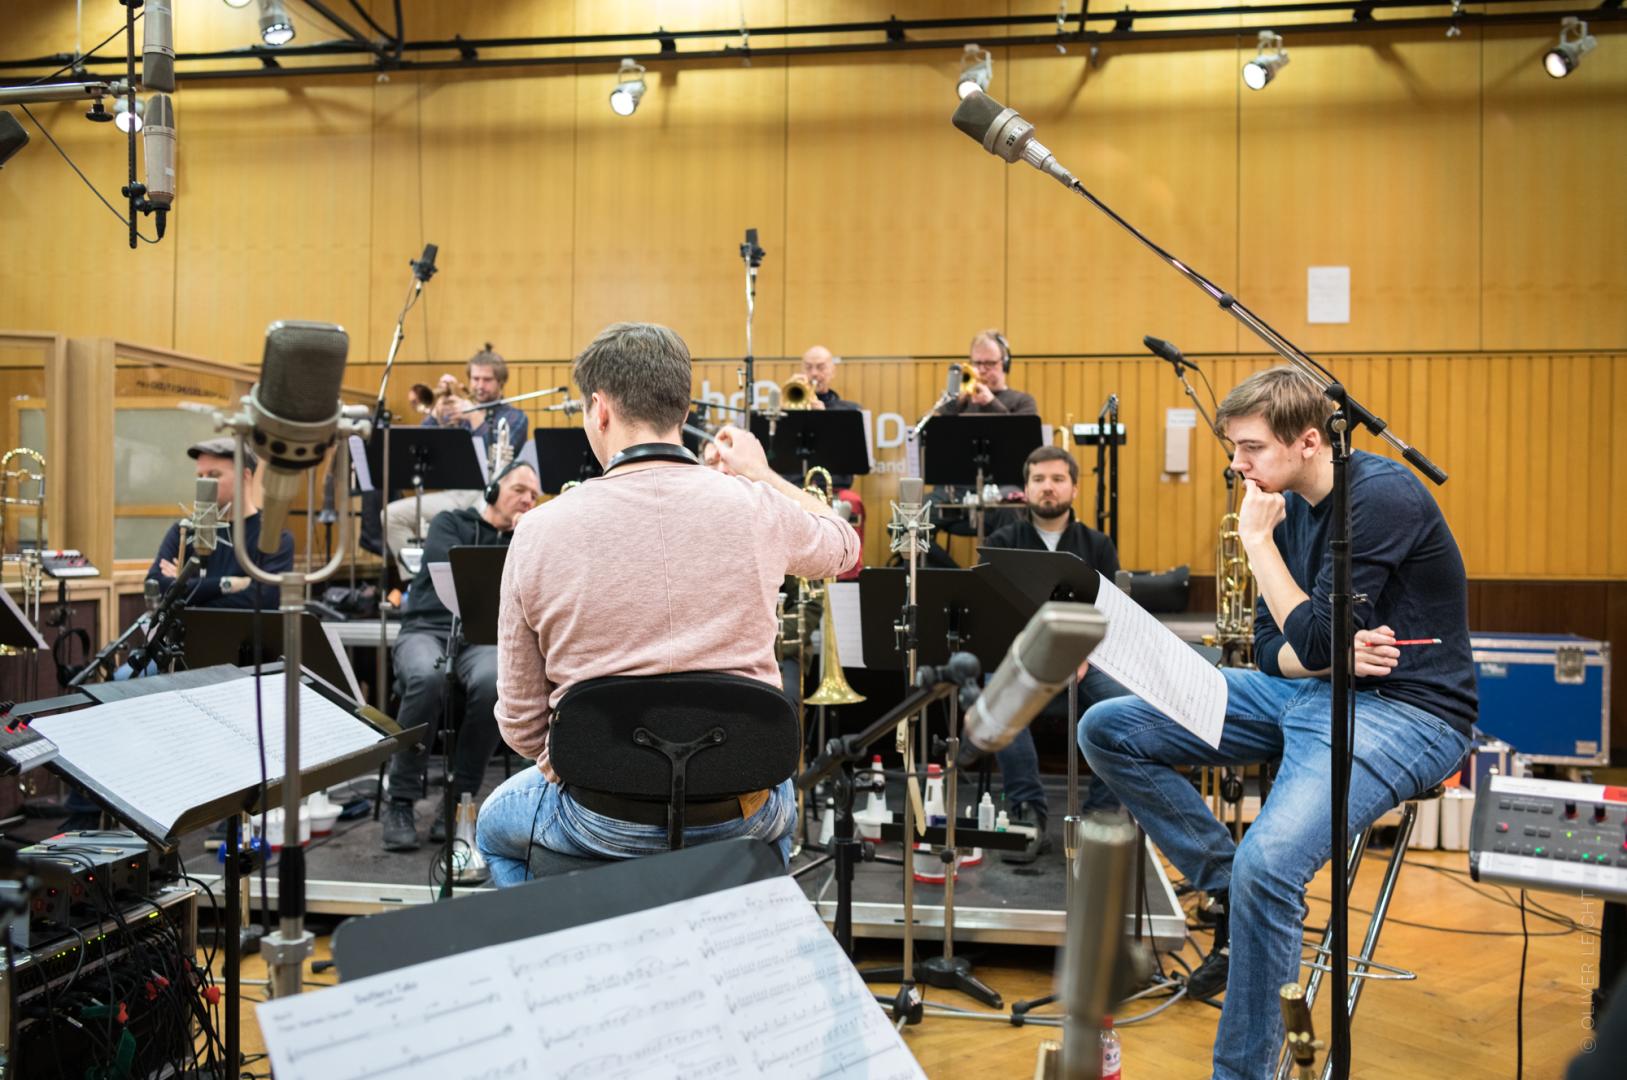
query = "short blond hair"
(1215, 366, 1333, 445)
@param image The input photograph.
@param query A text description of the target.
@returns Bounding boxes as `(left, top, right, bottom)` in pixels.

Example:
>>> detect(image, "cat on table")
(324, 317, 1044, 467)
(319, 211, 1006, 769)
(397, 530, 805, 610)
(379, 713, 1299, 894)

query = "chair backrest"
(551, 671, 799, 800)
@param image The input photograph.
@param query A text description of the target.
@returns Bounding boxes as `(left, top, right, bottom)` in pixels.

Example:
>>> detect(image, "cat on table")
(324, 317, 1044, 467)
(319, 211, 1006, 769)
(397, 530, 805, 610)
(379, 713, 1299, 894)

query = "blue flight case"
(1471, 633, 1611, 764)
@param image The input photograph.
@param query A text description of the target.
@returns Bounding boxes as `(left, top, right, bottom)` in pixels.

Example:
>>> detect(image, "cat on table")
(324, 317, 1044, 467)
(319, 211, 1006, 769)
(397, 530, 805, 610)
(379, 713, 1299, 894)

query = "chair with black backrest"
(547, 670, 801, 854)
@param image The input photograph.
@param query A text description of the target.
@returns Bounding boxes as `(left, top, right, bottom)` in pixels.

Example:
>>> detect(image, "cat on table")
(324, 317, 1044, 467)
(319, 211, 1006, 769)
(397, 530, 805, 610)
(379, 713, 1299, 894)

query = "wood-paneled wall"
(2, 2, 1623, 576)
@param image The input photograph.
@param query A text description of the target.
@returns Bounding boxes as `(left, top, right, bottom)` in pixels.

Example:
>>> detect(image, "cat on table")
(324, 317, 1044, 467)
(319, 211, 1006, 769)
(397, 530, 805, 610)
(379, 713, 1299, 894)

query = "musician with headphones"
(476, 322, 859, 883)
(380, 456, 542, 853)
(937, 328, 1038, 416)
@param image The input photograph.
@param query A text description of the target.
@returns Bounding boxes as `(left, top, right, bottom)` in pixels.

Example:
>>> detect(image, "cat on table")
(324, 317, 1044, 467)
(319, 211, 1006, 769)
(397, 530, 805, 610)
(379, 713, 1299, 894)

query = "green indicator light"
(1566, 831, 1574, 838)
(1535, 847, 1544, 854)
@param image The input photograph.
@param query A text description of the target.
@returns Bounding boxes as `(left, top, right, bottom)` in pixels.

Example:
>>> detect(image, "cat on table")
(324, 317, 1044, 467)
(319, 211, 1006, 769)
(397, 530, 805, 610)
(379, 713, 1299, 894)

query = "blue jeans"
(995, 666, 1131, 819)
(1079, 668, 1468, 1080)
(476, 769, 797, 887)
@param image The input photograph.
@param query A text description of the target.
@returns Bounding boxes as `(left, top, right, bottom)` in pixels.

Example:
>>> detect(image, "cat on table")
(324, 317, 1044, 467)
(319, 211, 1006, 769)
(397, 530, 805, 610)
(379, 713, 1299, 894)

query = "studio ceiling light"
(1544, 17, 1597, 79)
(114, 95, 144, 133)
(957, 44, 992, 99)
(1243, 30, 1289, 90)
(223, 0, 253, 9)
(609, 58, 647, 116)
(259, 0, 295, 47)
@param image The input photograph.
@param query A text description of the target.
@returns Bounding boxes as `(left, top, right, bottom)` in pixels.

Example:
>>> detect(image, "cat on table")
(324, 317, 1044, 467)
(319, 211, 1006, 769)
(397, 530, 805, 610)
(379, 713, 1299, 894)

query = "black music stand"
(920, 414, 1043, 489)
(365, 426, 488, 493)
(448, 546, 505, 647)
(180, 608, 361, 702)
(978, 547, 1101, 609)
(533, 428, 603, 494)
(0, 587, 47, 650)
(749, 410, 872, 481)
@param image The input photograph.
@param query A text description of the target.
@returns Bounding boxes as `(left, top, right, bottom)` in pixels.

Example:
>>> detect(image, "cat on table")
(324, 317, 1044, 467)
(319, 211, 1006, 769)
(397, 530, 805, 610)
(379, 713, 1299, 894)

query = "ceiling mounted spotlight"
(1544, 17, 1597, 79)
(259, 0, 295, 47)
(114, 95, 144, 133)
(222, 0, 253, 9)
(1243, 30, 1289, 90)
(609, 58, 646, 116)
(957, 44, 992, 99)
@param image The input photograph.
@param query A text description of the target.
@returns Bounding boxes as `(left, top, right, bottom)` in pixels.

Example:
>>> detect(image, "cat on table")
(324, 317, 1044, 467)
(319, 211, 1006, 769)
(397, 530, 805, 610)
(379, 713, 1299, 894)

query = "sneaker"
(428, 812, 448, 844)
(1185, 945, 1230, 1000)
(381, 800, 420, 852)
(1001, 802, 1053, 865)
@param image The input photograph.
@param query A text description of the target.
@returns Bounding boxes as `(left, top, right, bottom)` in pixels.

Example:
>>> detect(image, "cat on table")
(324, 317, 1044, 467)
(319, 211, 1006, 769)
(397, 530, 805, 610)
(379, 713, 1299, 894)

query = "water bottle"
(913, 765, 951, 883)
(1100, 1016, 1121, 1080)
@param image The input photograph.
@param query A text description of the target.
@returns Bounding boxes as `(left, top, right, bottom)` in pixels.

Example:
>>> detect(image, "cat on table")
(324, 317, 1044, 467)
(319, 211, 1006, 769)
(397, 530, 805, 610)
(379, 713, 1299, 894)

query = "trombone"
(800, 467, 865, 708)
(0, 448, 46, 626)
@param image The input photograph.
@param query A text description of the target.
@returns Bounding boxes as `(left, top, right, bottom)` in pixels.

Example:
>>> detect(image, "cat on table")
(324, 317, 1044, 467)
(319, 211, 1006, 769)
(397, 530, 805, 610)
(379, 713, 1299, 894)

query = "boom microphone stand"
(738, 228, 764, 420)
(952, 92, 1447, 1079)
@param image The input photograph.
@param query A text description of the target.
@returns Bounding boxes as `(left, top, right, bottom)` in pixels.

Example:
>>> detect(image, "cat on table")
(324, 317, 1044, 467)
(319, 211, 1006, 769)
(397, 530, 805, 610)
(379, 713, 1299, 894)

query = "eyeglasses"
(970, 360, 1002, 369)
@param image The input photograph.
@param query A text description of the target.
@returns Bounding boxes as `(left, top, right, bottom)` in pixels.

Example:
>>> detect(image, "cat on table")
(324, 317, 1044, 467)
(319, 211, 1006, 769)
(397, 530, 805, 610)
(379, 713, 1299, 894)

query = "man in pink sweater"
(477, 322, 860, 884)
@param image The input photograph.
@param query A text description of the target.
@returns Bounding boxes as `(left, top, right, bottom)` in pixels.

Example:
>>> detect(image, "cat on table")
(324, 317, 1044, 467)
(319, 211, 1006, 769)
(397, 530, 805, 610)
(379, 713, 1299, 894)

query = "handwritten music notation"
(256, 876, 924, 1080)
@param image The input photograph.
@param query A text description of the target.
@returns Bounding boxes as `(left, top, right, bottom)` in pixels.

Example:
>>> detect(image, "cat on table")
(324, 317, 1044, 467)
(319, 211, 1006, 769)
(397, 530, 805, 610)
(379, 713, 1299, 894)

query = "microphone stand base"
(863, 954, 1002, 1009)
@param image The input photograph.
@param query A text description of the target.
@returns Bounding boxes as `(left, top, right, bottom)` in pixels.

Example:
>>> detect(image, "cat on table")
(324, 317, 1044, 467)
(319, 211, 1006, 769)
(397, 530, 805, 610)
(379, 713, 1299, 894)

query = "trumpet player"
(477, 322, 858, 882)
(794, 346, 861, 413)
(384, 344, 531, 576)
(935, 329, 1037, 416)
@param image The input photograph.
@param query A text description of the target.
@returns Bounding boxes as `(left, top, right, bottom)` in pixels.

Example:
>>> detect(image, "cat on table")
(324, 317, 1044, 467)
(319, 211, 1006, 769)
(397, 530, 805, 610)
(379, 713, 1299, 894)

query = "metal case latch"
(1555, 645, 1586, 685)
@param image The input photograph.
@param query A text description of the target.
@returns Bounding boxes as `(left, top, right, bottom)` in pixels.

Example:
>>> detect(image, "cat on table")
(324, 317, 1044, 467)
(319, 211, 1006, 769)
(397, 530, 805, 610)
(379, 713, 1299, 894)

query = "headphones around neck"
(605, 442, 701, 473)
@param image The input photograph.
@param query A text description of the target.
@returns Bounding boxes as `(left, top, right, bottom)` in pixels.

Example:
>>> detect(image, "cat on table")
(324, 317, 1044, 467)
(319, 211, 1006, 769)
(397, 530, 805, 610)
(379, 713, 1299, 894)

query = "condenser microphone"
(951, 91, 1075, 188)
(1143, 335, 1192, 372)
(945, 363, 962, 402)
(411, 244, 439, 282)
(544, 398, 583, 415)
(191, 476, 220, 556)
(142, 0, 175, 92)
(957, 602, 1106, 767)
(765, 384, 782, 437)
(142, 94, 175, 232)
(248, 322, 349, 555)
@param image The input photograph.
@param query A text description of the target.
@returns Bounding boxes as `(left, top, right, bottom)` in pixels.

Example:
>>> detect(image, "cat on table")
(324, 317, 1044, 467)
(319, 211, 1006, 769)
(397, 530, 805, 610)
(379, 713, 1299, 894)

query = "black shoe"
(1001, 803, 1052, 865)
(1184, 945, 1230, 1000)
(381, 800, 420, 852)
(429, 813, 448, 844)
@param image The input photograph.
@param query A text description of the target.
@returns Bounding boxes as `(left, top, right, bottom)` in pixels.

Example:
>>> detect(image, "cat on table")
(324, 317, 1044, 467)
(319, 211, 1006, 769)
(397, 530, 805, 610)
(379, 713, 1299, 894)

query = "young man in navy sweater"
(1079, 367, 1476, 1080)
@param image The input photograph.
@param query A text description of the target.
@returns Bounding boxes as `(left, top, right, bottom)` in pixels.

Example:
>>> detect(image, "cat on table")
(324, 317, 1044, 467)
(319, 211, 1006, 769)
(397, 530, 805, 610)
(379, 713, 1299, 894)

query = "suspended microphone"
(945, 363, 962, 401)
(143, 577, 161, 613)
(411, 243, 439, 282)
(1059, 814, 1139, 1080)
(544, 398, 583, 415)
(142, 0, 175, 92)
(951, 91, 1075, 188)
(898, 477, 923, 509)
(249, 322, 349, 555)
(957, 602, 1106, 767)
(142, 94, 175, 235)
(1143, 335, 1192, 372)
(191, 476, 220, 556)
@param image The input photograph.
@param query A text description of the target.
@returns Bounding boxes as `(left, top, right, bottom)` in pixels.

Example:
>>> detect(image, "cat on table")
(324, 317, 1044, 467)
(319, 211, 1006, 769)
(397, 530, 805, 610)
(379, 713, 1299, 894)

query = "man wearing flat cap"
(143, 436, 295, 609)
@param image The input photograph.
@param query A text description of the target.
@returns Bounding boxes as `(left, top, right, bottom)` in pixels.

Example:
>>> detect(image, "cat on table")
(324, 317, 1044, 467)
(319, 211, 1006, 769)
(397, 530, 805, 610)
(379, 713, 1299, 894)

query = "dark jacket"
(938, 387, 1038, 416)
(147, 512, 293, 609)
(983, 510, 1121, 579)
(402, 506, 513, 635)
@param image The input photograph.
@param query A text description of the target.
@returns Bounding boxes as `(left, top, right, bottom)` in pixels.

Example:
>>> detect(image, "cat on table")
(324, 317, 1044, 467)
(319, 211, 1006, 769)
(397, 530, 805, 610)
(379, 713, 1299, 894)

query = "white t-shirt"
(1035, 525, 1064, 552)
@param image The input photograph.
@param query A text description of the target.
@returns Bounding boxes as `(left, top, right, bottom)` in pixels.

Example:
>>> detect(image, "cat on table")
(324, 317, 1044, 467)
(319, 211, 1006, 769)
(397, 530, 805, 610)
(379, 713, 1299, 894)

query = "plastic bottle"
(913, 765, 954, 883)
(857, 755, 890, 840)
(995, 809, 1010, 832)
(1100, 1017, 1121, 1080)
(977, 792, 996, 830)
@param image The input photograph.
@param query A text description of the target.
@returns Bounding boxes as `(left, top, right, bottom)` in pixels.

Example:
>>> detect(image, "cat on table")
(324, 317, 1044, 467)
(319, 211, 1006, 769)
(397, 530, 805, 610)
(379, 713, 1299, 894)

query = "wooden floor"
(228, 848, 1601, 1079)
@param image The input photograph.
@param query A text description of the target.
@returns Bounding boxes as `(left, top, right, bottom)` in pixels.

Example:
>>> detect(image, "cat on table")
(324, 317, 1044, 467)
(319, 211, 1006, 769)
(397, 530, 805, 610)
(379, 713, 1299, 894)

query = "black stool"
(548, 670, 800, 853)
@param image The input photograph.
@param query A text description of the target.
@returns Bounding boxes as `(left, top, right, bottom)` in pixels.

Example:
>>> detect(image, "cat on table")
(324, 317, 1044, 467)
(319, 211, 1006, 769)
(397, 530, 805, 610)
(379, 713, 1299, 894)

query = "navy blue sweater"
(147, 512, 294, 610)
(1253, 451, 1478, 735)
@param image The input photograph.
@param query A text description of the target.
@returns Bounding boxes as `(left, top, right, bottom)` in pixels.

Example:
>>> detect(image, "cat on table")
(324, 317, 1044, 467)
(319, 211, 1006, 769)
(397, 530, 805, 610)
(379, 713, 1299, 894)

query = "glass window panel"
(114, 517, 175, 564)
(114, 408, 223, 509)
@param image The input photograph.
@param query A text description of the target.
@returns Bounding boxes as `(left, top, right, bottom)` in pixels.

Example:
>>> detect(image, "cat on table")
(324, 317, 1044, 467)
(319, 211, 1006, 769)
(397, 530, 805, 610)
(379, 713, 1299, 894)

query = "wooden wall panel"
(1238, 31, 1483, 353)
(1482, 25, 1627, 350)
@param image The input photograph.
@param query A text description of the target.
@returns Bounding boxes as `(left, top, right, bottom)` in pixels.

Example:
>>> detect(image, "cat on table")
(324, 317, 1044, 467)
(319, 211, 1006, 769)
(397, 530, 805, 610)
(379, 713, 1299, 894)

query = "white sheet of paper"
(256, 876, 924, 1080)
(826, 581, 864, 670)
(30, 674, 383, 834)
(348, 435, 373, 492)
(1087, 572, 1228, 748)
(473, 434, 491, 484)
(1307, 265, 1351, 324)
(427, 561, 460, 618)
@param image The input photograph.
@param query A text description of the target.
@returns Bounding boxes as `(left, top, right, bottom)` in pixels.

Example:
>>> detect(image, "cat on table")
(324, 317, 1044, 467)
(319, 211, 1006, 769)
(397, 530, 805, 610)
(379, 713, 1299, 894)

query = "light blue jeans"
(476, 768, 797, 887)
(1079, 668, 1469, 1080)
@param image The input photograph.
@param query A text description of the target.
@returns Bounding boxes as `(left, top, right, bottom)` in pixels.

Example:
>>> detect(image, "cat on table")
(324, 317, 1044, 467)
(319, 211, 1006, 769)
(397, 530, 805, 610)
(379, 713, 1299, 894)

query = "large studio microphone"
(1143, 335, 1192, 373)
(411, 243, 439, 282)
(248, 322, 350, 554)
(142, 0, 175, 92)
(142, 94, 175, 235)
(951, 91, 1076, 188)
(764, 383, 782, 438)
(190, 476, 220, 556)
(956, 602, 1106, 768)
(1059, 814, 1139, 1080)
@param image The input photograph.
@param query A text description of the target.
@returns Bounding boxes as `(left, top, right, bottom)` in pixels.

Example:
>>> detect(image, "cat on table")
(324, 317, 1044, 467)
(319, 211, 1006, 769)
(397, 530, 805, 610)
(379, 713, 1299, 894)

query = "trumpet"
(409, 374, 473, 420)
(800, 467, 865, 707)
(959, 366, 984, 399)
(782, 373, 818, 410)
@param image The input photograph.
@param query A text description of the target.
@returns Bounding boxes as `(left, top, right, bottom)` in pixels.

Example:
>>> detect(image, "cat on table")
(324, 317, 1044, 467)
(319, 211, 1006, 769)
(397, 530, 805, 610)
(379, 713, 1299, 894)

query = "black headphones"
(484, 458, 533, 505)
(604, 442, 701, 473)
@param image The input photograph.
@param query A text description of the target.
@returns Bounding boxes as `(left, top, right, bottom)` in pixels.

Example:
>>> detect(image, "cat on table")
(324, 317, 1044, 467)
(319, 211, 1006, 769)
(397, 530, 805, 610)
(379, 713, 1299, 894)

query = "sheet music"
(349, 435, 373, 492)
(826, 581, 864, 670)
(427, 561, 461, 618)
(31, 673, 383, 835)
(473, 434, 491, 484)
(257, 875, 923, 1080)
(1087, 572, 1228, 748)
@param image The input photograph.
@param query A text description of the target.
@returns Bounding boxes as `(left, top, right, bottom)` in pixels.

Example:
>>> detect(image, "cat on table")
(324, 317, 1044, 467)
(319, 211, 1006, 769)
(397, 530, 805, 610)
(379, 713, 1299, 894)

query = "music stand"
(920, 415, 1043, 489)
(533, 428, 603, 494)
(180, 608, 363, 704)
(749, 410, 872, 480)
(978, 546, 1101, 609)
(0, 586, 47, 650)
(448, 546, 506, 647)
(366, 426, 488, 552)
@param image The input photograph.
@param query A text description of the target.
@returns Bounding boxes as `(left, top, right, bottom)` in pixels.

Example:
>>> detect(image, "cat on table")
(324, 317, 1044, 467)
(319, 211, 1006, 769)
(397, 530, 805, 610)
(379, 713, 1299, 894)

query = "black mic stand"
(123, 555, 201, 675)
(738, 228, 765, 428)
(1093, 394, 1121, 547)
(370, 248, 436, 718)
(1043, 148, 1447, 1080)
